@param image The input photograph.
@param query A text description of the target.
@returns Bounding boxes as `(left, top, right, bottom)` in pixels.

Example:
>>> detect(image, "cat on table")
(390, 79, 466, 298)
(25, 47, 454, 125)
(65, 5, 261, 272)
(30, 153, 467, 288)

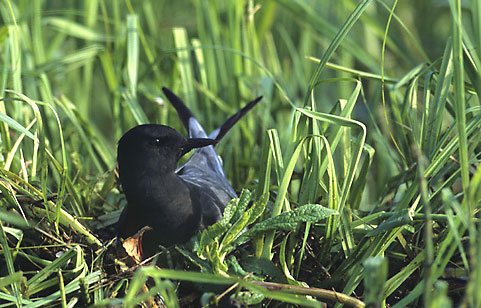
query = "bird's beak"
(180, 138, 217, 157)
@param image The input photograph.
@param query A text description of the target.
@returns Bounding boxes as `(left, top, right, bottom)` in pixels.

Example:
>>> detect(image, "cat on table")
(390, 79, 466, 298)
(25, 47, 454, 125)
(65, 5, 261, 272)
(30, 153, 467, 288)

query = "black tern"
(116, 87, 262, 256)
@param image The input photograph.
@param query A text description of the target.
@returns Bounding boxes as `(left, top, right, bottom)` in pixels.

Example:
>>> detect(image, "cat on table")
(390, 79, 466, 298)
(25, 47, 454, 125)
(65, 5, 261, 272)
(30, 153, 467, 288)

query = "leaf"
(237, 189, 252, 216)
(279, 233, 305, 286)
(363, 257, 388, 306)
(366, 210, 412, 236)
(198, 222, 229, 256)
(0, 111, 36, 140)
(219, 211, 250, 253)
(208, 241, 227, 273)
(241, 257, 286, 282)
(0, 271, 24, 289)
(237, 204, 338, 244)
(45, 17, 109, 41)
(122, 226, 152, 264)
(220, 198, 238, 225)
(246, 192, 269, 225)
(233, 291, 265, 305)
(230, 189, 252, 223)
(225, 256, 264, 281)
(176, 247, 212, 272)
(221, 192, 268, 251)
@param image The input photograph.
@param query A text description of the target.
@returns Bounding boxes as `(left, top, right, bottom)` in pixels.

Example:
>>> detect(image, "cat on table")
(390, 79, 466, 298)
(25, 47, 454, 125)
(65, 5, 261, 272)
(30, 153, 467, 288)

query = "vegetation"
(0, 0, 480, 307)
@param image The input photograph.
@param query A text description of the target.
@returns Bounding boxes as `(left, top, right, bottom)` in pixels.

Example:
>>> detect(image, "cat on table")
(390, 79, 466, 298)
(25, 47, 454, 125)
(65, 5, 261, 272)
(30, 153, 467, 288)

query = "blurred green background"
(0, 0, 461, 201)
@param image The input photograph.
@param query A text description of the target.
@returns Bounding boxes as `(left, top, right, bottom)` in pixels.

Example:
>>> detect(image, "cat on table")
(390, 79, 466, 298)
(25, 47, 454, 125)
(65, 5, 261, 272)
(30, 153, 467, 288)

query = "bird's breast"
(120, 173, 201, 235)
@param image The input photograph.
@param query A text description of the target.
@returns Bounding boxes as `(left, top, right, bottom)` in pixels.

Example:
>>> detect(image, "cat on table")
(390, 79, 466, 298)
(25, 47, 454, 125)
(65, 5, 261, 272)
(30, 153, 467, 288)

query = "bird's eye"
(151, 138, 162, 146)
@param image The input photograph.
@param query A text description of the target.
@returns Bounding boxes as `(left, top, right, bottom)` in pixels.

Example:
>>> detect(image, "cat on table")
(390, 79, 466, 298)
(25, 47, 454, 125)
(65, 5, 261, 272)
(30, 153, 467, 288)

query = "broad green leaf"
(236, 189, 252, 218)
(246, 192, 269, 226)
(238, 204, 337, 243)
(220, 198, 238, 225)
(219, 211, 250, 253)
(198, 223, 228, 257)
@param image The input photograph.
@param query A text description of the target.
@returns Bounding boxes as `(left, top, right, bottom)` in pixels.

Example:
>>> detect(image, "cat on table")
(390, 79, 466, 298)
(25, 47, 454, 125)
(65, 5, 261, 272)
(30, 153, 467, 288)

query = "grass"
(0, 0, 480, 307)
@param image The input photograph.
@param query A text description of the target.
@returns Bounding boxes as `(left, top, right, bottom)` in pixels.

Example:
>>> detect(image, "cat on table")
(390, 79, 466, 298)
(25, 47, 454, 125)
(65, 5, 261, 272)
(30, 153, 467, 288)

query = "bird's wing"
(180, 166, 237, 226)
(161, 87, 200, 136)
(161, 87, 262, 142)
(209, 95, 262, 142)
(162, 87, 261, 199)
(178, 145, 237, 196)
(162, 87, 225, 176)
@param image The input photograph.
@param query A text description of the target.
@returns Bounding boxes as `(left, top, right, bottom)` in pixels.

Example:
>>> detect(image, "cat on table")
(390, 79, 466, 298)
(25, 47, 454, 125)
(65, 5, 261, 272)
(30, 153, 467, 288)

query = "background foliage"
(0, 0, 480, 307)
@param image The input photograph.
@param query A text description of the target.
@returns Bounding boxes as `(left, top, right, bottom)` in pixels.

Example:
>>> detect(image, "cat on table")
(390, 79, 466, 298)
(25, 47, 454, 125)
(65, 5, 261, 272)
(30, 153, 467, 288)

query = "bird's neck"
(122, 170, 179, 200)
(119, 155, 176, 182)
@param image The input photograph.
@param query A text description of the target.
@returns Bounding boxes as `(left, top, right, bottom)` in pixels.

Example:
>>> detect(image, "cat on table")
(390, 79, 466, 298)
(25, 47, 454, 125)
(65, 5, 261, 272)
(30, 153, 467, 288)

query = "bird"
(116, 87, 262, 257)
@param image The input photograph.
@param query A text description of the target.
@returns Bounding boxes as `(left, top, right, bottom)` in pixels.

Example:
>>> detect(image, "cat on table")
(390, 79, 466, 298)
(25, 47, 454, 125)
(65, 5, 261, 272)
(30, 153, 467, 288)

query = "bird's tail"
(162, 87, 262, 142)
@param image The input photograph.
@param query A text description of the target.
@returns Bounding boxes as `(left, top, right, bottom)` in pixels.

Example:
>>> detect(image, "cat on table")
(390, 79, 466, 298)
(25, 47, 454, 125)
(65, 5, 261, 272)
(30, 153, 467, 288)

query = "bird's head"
(117, 124, 216, 177)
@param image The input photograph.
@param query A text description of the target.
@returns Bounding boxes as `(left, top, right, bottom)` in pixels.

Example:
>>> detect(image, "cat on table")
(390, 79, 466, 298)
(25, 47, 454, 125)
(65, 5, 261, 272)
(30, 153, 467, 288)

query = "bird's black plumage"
(116, 87, 262, 256)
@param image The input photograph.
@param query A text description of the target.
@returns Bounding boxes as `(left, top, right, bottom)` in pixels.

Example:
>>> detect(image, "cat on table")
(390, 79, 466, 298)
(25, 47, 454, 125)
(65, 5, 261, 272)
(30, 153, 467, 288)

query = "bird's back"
(162, 87, 261, 230)
(174, 102, 238, 225)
